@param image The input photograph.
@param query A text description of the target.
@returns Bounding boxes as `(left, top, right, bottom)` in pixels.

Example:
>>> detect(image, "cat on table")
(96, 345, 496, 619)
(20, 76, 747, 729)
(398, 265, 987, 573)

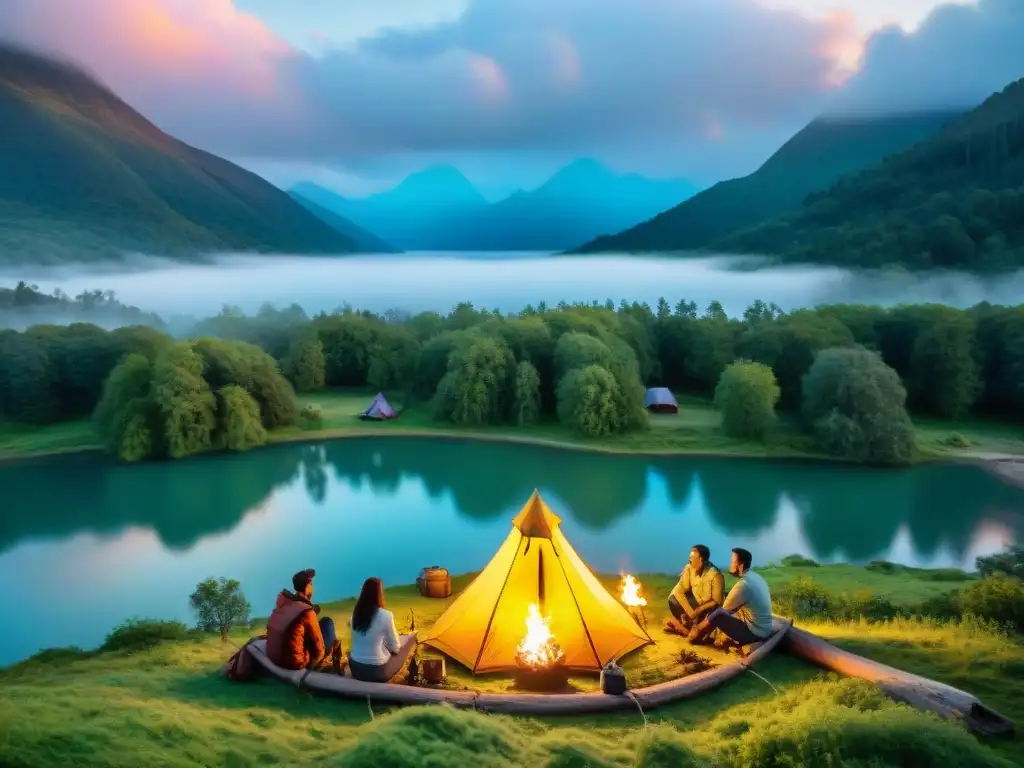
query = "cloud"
(826, 0, 1024, 115)
(0, 0, 855, 162)
(1, 0, 1019, 177)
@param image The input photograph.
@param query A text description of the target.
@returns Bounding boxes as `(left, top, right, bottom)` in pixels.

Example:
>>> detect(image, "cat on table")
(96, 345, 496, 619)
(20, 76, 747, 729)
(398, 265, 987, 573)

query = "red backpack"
(222, 638, 262, 682)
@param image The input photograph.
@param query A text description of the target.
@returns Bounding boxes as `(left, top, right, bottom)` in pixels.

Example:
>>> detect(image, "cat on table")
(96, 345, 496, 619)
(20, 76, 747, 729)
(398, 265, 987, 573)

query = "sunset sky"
(2, 0, 1020, 197)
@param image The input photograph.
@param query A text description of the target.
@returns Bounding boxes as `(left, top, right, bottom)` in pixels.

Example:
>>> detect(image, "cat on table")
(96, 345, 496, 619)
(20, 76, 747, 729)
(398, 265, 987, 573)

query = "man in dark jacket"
(265, 569, 342, 672)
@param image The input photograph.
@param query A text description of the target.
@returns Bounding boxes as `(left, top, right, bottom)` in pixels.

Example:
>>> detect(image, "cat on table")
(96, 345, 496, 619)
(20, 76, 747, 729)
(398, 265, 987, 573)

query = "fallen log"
(244, 620, 792, 715)
(782, 624, 1014, 737)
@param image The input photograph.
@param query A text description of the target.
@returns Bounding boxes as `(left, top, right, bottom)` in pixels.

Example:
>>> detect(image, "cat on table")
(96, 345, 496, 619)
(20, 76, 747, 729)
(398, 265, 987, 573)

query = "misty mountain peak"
(388, 164, 485, 204)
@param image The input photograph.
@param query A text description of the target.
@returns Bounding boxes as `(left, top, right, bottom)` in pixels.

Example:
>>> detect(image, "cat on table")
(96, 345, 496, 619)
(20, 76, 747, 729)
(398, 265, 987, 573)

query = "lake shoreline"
(2, 419, 1023, 482)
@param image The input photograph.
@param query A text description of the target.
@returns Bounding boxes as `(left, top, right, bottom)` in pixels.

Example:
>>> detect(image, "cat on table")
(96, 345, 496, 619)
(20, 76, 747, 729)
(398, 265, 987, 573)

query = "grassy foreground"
(2, 388, 1023, 463)
(1, 564, 1021, 767)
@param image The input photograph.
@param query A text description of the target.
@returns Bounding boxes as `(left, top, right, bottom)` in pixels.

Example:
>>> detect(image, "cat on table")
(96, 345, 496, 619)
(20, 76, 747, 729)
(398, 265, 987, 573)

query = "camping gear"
(421, 657, 446, 685)
(420, 490, 654, 673)
(360, 392, 396, 421)
(644, 387, 679, 414)
(417, 566, 452, 598)
(222, 638, 261, 682)
(600, 662, 627, 695)
(406, 650, 421, 685)
(242, 620, 792, 713)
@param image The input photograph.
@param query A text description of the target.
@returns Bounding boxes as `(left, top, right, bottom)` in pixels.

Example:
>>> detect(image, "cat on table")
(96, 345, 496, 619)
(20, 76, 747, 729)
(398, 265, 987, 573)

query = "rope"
(367, 696, 375, 721)
(625, 691, 648, 728)
(744, 666, 780, 694)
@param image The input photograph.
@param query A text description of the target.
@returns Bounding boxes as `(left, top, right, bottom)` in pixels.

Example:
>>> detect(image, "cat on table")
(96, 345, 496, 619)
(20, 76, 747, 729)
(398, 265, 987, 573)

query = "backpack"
(222, 638, 262, 682)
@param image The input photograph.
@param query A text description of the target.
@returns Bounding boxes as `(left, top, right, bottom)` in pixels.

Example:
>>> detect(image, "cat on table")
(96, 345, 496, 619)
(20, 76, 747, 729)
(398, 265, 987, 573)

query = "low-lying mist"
(3, 251, 1024, 329)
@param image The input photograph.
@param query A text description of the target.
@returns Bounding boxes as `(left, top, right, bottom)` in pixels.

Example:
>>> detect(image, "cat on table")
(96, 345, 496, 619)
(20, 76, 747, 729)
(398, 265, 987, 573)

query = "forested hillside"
(0, 45, 356, 264)
(573, 112, 958, 254)
(718, 78, 1024, 270)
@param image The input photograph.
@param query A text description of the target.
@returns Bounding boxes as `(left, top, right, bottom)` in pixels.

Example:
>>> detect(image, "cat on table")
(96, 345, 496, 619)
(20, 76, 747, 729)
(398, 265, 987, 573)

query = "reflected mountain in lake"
(1, 437, 1022, 666)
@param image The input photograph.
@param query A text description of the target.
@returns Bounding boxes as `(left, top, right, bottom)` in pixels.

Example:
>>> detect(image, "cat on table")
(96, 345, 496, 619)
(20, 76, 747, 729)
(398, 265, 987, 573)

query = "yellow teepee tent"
(421, 490, 652, 673)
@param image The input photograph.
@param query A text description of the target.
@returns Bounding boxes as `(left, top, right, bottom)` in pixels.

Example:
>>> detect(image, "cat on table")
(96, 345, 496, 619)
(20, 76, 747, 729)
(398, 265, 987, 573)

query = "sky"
(1, 0, 1021, 198)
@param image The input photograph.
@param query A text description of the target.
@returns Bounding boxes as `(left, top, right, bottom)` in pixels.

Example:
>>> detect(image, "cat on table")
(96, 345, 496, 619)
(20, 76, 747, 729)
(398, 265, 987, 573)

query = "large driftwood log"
(782, 624, 1014, 737)
(244, 622, 791, 715)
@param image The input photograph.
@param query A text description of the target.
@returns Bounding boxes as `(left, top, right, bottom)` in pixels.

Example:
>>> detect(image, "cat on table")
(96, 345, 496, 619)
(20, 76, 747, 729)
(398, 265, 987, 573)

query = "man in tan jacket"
(666, 544, 724, 635)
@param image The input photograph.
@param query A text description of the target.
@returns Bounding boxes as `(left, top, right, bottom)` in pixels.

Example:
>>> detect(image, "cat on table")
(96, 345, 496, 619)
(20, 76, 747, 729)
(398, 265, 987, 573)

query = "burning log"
(620, 574, 648, 629)
(514, 603, 568, 690)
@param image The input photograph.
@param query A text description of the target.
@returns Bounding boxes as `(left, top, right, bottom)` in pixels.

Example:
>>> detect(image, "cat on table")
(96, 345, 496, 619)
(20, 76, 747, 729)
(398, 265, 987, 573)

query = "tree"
(94, 353, 159, 461)
(553, 332, 612, 381)
(190, 577, 251, 641)
(908, 311, 980, 418)
(434, 337, 513, 425)
(282, 336, 325, 392)
(512, 360, 541, 426)
(802, 347, 916, 466)
(556, 365, 622, 436)
(714, 361, 780, 441)
(151, 342, 217, 460)
(218, 385, 267, 452)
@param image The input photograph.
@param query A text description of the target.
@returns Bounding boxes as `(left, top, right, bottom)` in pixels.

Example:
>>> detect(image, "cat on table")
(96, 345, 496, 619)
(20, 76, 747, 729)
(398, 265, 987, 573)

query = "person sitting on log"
(665, 544, 724, 635)
(266, 568, 343, 673)
(348, 577, 419, 683)
(688, 547, 773, 648)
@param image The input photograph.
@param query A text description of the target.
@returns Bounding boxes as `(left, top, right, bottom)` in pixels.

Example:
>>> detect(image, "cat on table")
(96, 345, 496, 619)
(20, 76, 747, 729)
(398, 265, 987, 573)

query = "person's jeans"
(310, 617, 341, 668)
(705, 608, 761, 645)
(349, 635, 418, 683)
(668, 592, 701, 626)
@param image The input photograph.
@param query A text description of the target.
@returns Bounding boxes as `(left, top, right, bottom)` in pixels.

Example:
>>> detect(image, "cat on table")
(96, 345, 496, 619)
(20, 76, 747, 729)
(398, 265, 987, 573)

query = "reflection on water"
(1, 437, 1022, 666)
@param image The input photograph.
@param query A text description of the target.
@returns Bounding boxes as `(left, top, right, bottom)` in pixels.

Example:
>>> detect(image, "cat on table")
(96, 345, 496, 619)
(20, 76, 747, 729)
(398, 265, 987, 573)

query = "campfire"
(620, 574, 648, 629)
(515, 603, 565, 671)
(514, 603, 567, 689)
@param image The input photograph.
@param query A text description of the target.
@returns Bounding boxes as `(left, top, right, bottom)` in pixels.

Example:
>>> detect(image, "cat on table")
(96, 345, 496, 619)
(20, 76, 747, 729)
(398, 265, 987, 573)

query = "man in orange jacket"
(265, 569, 342, 672)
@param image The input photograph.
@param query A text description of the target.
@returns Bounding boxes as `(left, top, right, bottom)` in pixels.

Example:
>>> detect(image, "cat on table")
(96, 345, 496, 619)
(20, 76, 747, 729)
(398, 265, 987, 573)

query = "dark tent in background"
(361, 392, 397, 421)
(644, 387, 679, 414)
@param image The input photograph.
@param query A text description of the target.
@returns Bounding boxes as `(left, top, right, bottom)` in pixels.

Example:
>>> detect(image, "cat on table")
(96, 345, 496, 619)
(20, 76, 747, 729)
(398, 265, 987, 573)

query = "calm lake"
(11, 252, 1024, 321)
(1, 437, 1022, 667)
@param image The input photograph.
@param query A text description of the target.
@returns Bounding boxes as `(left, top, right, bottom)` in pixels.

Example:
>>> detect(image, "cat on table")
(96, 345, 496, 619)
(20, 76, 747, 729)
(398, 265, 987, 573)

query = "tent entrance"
(421, 490, 652, 674)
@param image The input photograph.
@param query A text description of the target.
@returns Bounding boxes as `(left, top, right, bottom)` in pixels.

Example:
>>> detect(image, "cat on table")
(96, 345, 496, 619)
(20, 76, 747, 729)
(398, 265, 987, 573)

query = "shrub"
(773, 576, 832, 617)
(940, 432, 972, 448)
(958, 573, 1024, 632)
(101, 618, 190, 652)
(300, 403, 324, 422)
(780, 554, 819, 567)
(721, 678, 1009, 768)
(976, 546, 1024, 579)
(714, 360, 780, 441)
(190, 577, 252, 641)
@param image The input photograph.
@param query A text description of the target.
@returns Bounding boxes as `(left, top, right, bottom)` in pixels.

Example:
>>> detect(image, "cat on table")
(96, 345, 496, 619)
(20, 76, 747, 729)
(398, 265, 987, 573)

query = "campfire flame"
(515, 603, 565, 670)
(620, 574, 647, 608)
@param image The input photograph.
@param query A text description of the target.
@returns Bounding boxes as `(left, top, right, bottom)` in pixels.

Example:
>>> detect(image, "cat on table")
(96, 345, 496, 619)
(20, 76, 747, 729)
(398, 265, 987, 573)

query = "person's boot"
(332, 643, 345, 675)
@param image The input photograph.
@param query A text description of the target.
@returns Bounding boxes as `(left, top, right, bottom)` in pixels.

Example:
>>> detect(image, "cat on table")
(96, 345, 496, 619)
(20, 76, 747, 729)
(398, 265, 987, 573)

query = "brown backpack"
(222, 638, 262, 682)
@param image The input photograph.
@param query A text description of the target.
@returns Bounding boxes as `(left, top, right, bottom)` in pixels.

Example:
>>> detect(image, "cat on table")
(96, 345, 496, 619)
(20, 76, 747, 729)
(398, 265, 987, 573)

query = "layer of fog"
(4, 252, 1023, 327)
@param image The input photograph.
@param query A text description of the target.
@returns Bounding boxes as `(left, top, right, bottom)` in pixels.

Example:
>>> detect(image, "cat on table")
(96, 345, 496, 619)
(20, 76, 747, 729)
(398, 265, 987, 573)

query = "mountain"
(573, 111, 962, 254)
(293, 159, 696, 251)
(713, 78, 1024, 271)
(293, 166, 489, 251)
(0, 44, 357, 264)
(469, 159, 697, 250)
(288, 191, 397, 253)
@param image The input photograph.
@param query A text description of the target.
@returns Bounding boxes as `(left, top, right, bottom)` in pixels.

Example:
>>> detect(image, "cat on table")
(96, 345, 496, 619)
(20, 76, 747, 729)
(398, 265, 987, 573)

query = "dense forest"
(573, 112, 959, 255)
(0, 45, 357, 264)
(717, 78, 1024, 270)
(2, 282, 1022, 468)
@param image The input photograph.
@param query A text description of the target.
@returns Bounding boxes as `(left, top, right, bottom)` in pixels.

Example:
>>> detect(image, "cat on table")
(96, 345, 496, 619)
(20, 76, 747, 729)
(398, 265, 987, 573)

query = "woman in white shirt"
(348, 577, 418, 683)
